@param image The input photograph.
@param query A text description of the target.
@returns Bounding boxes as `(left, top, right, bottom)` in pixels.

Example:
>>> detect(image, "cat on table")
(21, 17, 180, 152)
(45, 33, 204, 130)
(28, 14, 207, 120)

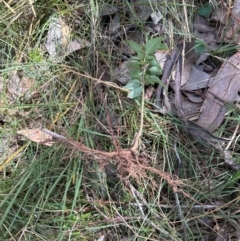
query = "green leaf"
(130, 56, 140, 61)
(123, 79, 141, 90)
(197, 3, 212, 18)
(137, 51, 145, 60)
(128, 60, 141, 69)
(146, 55, 156, 61)
(145, 75, 161, 84)
(129, 68, 141, 79)
(128, 40, 143, 53)
(149, 60, 161, 68)
(127, 86, 143, 98)
(194, 39, 207, 53)
(145, 37, 166, 55)
(29, 49, 43, 62)
(158, 43, 168, 51)
(148, 66, 161, 75)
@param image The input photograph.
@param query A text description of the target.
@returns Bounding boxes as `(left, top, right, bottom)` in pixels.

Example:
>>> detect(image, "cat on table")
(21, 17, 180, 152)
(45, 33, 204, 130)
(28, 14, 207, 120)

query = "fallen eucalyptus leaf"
(17, 129, 54, 146)
(151, 12, 163, 25)
(181, 66, 211, 91)
(114, 61, 130, 85)
(197, 51, 240, 132)
(7, 72, 35, 100)
(45, 17, 90, 62)
(183, 91, 203, 103)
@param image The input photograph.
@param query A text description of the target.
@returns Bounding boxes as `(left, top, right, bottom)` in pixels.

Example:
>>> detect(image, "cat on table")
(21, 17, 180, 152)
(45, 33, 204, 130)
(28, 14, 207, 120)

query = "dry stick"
(174, 43, 184, 119)
(182, 0, 190, 40)
(130, 65, 148, 153)
(155, 47, 180, 110)
(174, 142, 187, 241)
(226, 123, 239, 150)
(130, 88, 144, 153)
(62, 67, 129, 93)
(28, 0, 36, 17)
(41, 128, 67, 140)
(109, 205, 136, 234)
(221, 0, 239, 23)
(85, 192, 109, 220)
(1, 0, 15, 13)
(155, 42, 189, 115)
(127, 180, 176, 240)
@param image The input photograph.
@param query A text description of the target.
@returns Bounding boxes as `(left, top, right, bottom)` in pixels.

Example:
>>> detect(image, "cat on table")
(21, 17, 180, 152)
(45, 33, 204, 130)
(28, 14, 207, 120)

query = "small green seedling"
(194, 39, 207, 54)
(197, 3, 213, 18)
(29, 48, 43, 62)
(123, 37, 168, 99)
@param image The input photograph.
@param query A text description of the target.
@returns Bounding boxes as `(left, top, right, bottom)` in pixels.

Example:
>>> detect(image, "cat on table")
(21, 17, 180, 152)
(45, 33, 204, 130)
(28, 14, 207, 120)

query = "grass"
(0, 0, 240, 240)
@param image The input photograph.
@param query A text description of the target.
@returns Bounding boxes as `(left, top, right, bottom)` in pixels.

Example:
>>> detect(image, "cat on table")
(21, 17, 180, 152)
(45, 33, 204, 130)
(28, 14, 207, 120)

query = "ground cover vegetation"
(0, 0, 240, 240)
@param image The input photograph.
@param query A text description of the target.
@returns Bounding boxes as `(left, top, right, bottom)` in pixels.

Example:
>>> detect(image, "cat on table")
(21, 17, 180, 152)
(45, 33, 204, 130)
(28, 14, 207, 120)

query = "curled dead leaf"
(17, 129, 54, 146)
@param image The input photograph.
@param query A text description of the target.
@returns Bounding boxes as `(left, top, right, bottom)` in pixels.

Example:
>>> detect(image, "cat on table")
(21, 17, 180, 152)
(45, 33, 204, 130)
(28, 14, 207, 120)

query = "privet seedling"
(123, 37, 168, 99)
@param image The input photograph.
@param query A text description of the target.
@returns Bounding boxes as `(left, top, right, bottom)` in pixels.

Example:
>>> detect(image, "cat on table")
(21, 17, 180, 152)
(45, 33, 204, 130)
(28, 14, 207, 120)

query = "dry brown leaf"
(60, 18, 71, 48)
(193, 15, 219, 50)
(132, 0, 153, 22)
(181, 66, 211, 91)
(197, 51, 240, 132)
(174, 54, 184, 118)
(17, 129, 53, 146)
(193, 15, 216, 33)
(45, 17, 68, 58)
(210, 4, 228, 25)
(155, 50, 168, 70)
(183, 91, 203, 103)
(7, 72, 34, 100)
(45, 17, 90, 62)
(114, 60, 130, 85)
(177, 40, 196, 87)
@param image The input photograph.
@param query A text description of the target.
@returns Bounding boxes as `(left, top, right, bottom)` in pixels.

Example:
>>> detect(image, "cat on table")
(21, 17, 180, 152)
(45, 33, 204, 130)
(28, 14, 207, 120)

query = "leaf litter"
(45, 17, 90, 63)
(1, 1, 239, 187)
(1, 0, 240, 240)
(10, 0, 239, 175)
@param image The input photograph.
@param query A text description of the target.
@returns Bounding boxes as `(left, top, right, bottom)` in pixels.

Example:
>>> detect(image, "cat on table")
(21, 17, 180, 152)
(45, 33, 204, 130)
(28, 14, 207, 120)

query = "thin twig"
(1, 0, 15, 13)
(126, 180, 176, 240)
(173, 142, 188, 240)
(226, 123, 239, 150)
(130, 65, 148, 153)
(174, 192, 188, 241)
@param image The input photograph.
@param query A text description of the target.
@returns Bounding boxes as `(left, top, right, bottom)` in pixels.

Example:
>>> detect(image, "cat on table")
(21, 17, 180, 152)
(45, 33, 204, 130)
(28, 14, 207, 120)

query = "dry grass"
(0, 0, 240, 240)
